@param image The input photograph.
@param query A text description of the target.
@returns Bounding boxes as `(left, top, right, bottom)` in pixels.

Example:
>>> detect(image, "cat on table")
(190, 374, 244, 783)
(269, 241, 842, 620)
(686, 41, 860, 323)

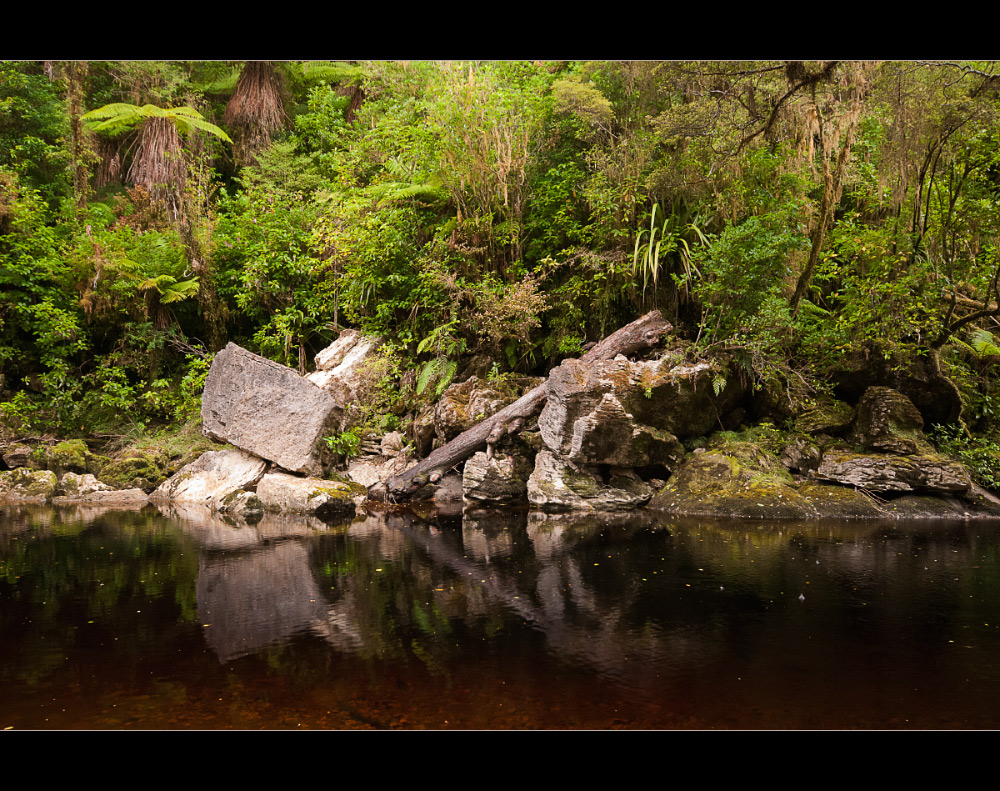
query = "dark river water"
(3, 502, 1000, 729)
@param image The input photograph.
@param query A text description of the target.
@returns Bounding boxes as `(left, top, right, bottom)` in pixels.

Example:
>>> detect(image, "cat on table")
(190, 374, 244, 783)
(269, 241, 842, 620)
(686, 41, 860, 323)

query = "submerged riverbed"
(2, 503, 1000, 729)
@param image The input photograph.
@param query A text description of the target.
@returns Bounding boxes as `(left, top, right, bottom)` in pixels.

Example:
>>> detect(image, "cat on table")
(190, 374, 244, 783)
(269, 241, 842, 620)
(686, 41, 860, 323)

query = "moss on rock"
(47, 440, 89, 474)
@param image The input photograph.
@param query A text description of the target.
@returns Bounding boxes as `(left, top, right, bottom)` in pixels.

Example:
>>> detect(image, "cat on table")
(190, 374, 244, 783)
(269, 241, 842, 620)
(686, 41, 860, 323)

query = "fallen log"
(370, 310, 673, 502)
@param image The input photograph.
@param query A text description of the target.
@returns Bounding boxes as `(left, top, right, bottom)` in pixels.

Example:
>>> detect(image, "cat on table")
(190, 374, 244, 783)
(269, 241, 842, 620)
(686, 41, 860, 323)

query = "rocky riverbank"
(4, 323, 1000, 522)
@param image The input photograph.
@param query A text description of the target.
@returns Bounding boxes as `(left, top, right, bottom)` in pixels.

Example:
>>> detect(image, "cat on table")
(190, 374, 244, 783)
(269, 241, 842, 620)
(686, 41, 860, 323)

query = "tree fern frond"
(140, 104, 169, 118)
(171, 115, 233, 143)
(971, 329, 1000, 359)
(190, 66, 242, 95)
(159, 278, 199, 303)
(138, 275, 173, 292)
(82, 103, 232, 143)
(301, 61, 363, 85)
(81, 103, 143, 122)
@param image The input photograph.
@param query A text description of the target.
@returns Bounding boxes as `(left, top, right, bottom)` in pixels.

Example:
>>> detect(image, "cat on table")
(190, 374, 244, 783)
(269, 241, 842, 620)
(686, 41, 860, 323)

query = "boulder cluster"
(4, 327, 999, 521)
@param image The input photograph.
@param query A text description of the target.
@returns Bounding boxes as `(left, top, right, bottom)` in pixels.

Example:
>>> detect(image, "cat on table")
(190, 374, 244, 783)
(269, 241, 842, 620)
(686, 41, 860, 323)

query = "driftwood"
(370, 310, 673, 502)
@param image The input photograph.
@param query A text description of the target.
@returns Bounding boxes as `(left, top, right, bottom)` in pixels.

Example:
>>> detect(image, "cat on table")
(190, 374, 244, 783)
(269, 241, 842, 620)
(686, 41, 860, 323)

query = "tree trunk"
(370, 310, 673, 501)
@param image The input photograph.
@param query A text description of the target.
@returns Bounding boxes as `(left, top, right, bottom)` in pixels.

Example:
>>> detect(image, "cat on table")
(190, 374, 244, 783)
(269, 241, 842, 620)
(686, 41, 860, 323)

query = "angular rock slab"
(202, 343, 341, 475)
(794, 398, 855, 436)
(816, 450, 971, 493)
(306, 328, 382, 405)
(151, 448, 267, 510)
(256, 472, 363, 518)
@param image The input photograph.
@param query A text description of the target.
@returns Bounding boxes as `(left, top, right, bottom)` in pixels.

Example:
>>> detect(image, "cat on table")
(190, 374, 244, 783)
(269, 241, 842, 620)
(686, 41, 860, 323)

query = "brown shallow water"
(3, 503, 1000, 729)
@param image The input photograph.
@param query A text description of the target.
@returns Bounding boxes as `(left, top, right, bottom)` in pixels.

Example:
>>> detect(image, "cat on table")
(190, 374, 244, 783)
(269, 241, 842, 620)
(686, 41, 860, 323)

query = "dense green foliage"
(3, 60, 1000, 464)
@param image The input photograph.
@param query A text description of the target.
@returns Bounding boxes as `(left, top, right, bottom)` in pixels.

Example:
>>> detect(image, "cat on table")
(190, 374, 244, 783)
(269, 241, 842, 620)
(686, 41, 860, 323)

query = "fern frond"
(82, 103, 232, 143)
(137, 275, 173, 292)
(81, 103, 143, 122)
(434, 360, 458, 397)
(971, 329, 1000, 359)
(171, 114, 233, 143)
(301, 61, 363, 85)
(190, 66, 242, 95)
(159, 278, 199, 303)
(416, 358, 441, 395)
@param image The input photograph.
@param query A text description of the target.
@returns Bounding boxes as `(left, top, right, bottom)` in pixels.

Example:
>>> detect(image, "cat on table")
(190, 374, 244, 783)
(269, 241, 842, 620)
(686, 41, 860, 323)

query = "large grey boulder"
(58, 472, 112, 497)
(463, 449, 535, 504)
(202, 343, 341, 475)
(150, 448, 267, 511)
(816, 450, 972, 493)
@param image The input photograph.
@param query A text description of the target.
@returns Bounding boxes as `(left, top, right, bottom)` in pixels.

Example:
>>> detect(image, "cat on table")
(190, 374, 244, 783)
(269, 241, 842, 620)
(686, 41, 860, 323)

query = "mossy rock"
(796, 482, 886, 518)
(649, 450, 815, 518)
(46, 440, 89, 474)
(316, 473, 367, 497)
(97, 453, 170, 492)
(795, 399, 855, 436)
(847, 386, 934, 455)
(0, 468, 58, 502)
(321, 470, 368, 496)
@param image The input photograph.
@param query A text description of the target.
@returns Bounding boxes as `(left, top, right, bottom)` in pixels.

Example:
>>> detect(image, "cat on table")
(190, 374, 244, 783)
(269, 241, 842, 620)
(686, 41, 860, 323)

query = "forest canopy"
(2, 60, 1000, 475)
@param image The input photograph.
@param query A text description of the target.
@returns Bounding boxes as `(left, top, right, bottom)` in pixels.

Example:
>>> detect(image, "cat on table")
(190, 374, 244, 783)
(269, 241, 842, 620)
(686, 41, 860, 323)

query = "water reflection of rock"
(461, 507, 525, 561)
(152, 501, 1000, 682)
(157, 502, 358, 662)
(197, 540, 328, 662)
(158, 502, 350, 549)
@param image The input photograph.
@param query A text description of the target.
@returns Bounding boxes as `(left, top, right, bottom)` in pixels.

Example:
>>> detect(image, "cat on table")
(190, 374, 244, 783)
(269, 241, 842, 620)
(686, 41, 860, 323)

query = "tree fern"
(82, 103, 232, 143)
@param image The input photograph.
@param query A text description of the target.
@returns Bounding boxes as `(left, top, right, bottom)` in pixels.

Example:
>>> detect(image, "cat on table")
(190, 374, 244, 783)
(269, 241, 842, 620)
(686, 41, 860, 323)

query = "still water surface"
(3, 502, 1000, 729)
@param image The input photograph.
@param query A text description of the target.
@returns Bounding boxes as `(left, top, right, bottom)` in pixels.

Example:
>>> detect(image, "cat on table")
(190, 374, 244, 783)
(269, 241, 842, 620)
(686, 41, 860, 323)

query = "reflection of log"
(371, 310, 672, 502)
